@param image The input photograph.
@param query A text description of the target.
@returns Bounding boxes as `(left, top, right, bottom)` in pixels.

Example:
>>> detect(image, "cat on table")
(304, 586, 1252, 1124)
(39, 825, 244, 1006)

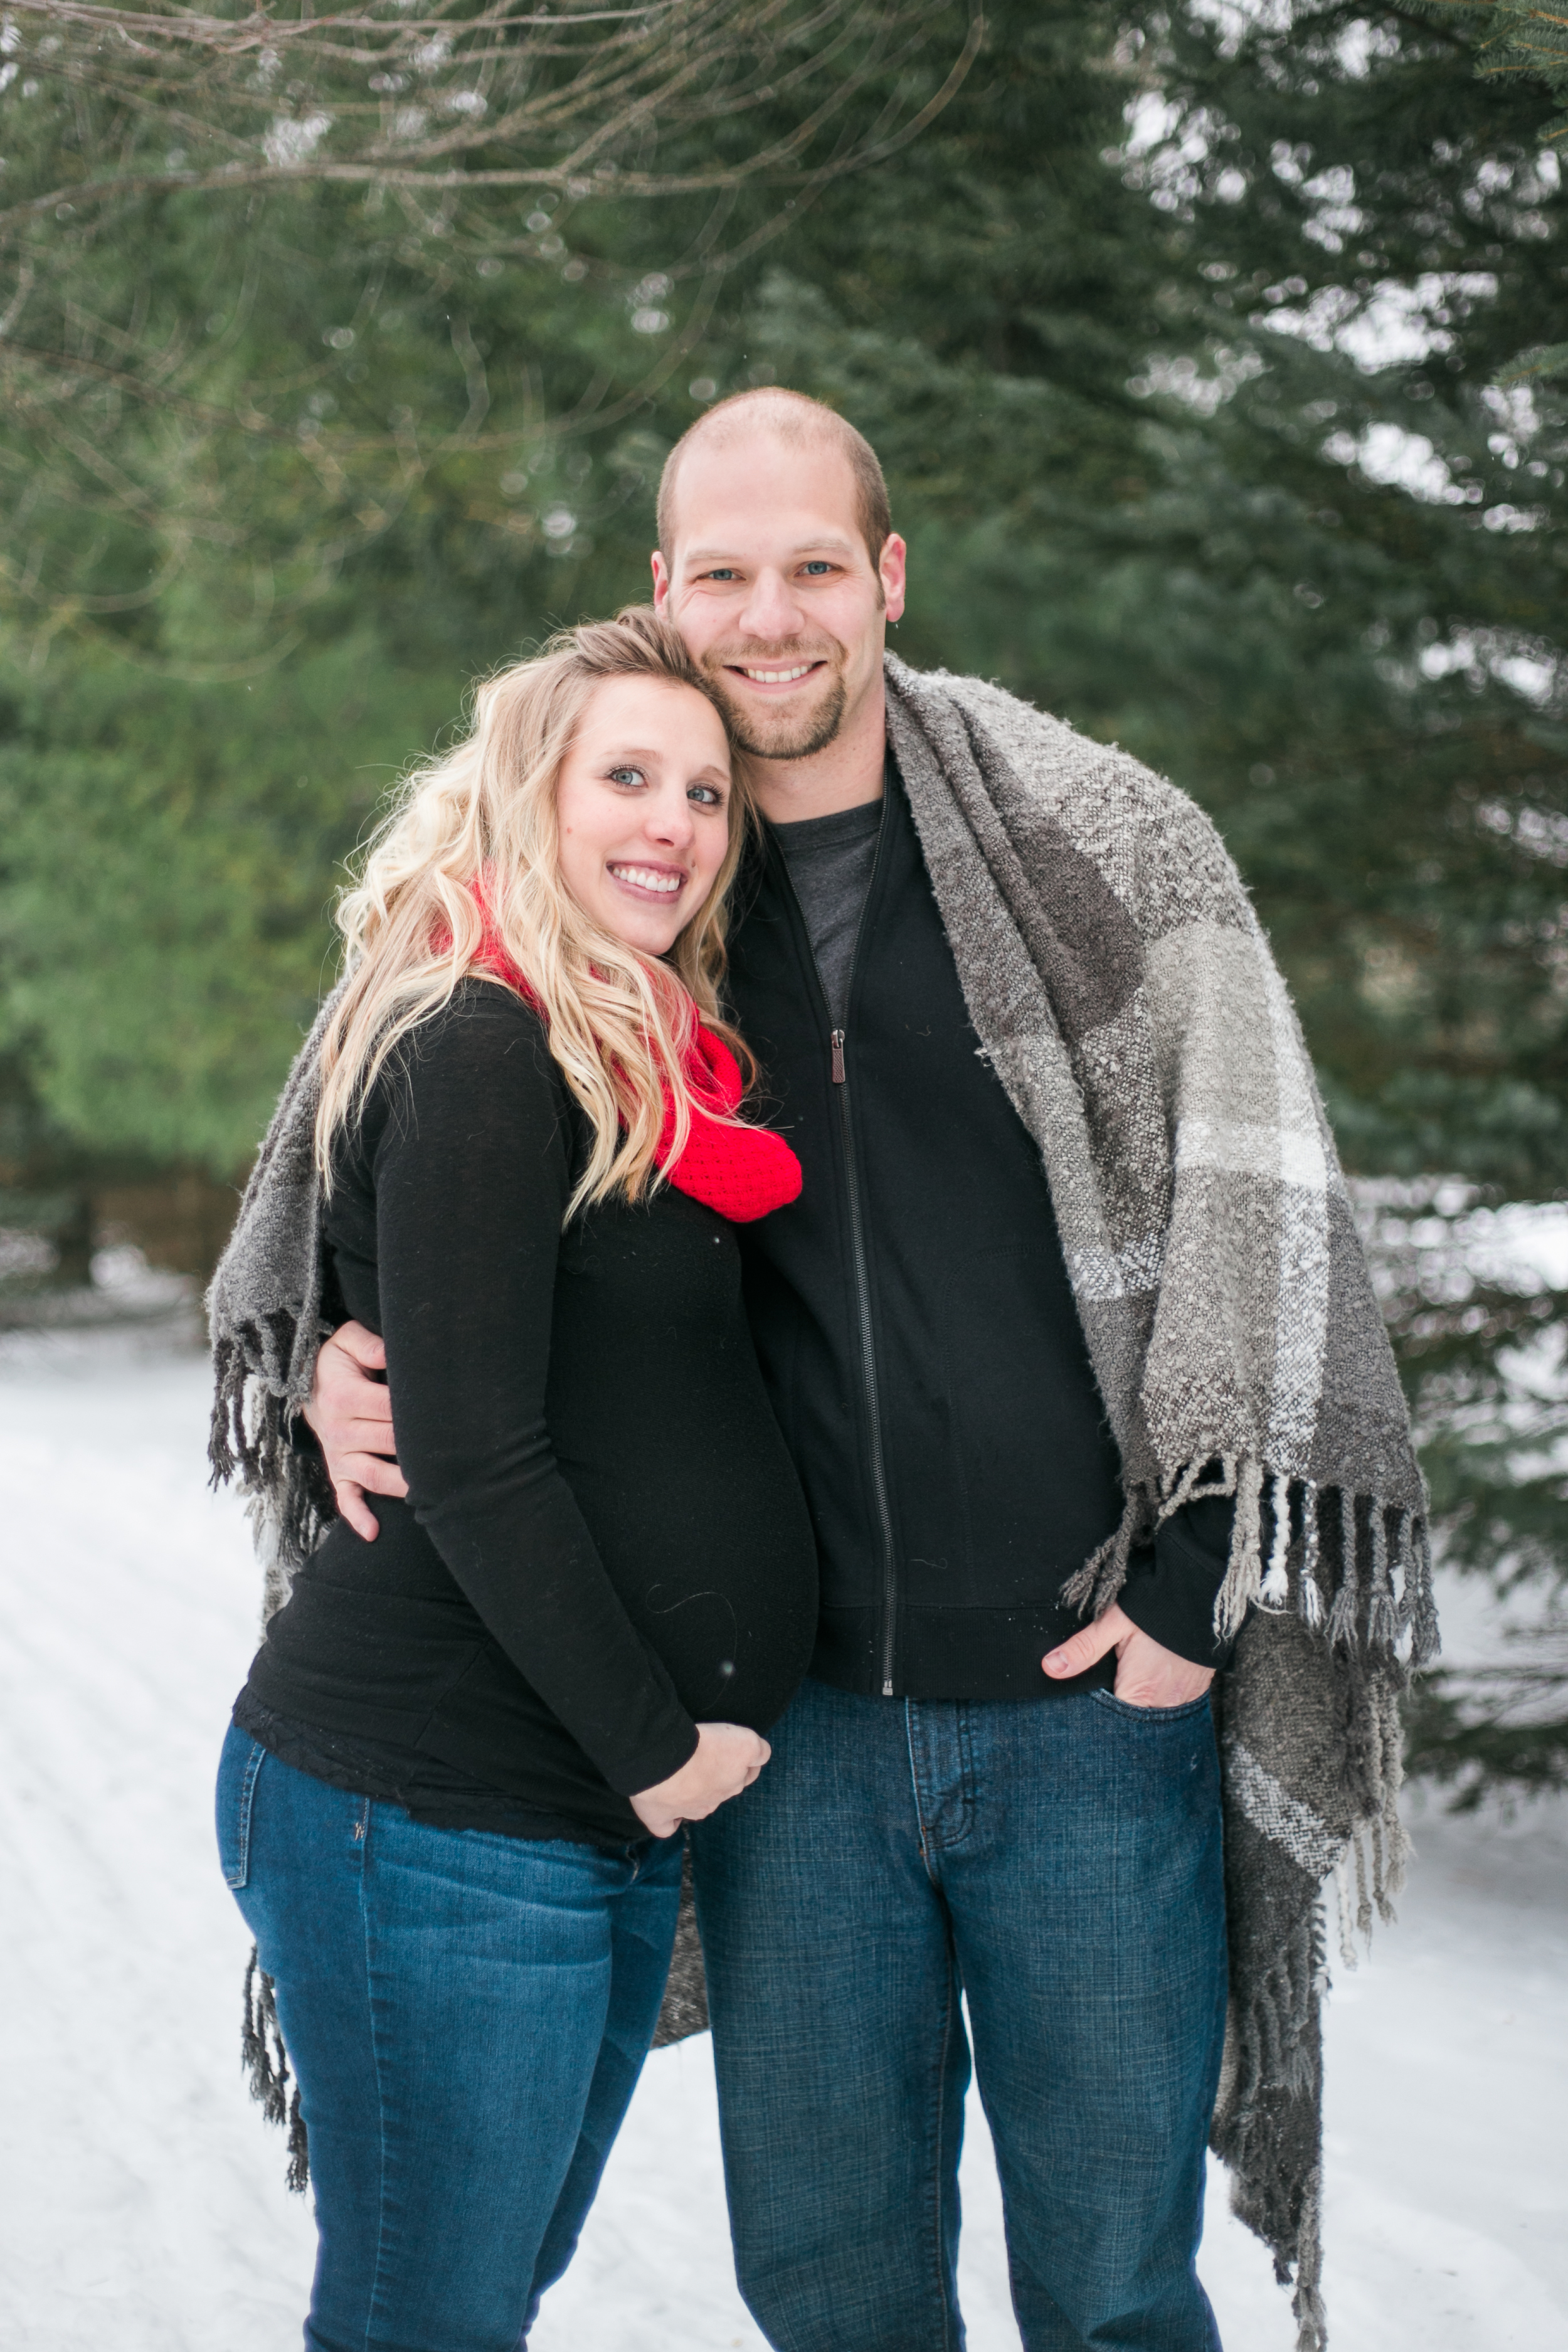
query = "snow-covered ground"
(1, 1322, 1564, 2352)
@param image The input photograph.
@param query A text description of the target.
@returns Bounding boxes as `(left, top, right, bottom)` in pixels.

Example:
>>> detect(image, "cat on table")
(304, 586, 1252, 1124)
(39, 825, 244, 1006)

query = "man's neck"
(743, 672, 887, 827)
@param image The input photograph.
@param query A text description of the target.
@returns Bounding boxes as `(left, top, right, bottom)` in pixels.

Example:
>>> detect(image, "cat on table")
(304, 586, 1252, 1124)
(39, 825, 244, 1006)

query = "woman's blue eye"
(689, 783, 723, 806)
(608, 766, 644, 787)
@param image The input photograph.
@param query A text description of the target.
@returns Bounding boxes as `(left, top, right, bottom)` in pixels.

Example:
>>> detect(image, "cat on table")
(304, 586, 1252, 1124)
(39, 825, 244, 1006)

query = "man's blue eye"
(802, 561, 833, 576)
(704, 568, 738, 581)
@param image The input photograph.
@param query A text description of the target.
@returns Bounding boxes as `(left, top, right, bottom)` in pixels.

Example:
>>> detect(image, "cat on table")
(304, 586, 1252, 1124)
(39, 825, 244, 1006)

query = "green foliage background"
(1, 1, 1564, 1796)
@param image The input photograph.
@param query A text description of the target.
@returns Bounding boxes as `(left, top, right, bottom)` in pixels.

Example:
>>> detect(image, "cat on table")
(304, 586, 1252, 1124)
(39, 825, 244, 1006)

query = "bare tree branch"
(0, 0, 983, 657)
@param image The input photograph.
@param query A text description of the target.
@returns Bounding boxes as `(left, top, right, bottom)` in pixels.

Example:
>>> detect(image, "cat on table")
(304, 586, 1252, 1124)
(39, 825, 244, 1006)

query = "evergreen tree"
(758, 0, 1567, 1802)
(1108, 1, 1568, 1803)
(0, 0, 978, 662)
(1, 1, 1562, 1794)
(1421, 0, 1568, 377)
(0, 0, 977, 1163)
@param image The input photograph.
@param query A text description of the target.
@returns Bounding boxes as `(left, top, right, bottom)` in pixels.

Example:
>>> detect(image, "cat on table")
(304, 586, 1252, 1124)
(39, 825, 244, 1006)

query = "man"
(283, 390, 1431, 2351)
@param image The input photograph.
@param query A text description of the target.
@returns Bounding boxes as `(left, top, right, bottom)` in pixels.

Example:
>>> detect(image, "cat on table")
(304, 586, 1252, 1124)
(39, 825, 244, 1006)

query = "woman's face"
(555, 675, 734, 956)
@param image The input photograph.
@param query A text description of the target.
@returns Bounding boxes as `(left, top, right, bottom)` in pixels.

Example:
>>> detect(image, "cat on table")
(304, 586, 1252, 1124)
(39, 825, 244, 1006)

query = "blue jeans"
(216, 1722, 682, 2351)
(690, 1678, 1227, 2352)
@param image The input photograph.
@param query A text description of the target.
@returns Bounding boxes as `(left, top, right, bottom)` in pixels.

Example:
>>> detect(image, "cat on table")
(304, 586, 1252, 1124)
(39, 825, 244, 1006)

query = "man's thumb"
(1042, 1614, 1120, 1679)
(335, 1320, 388, 1369)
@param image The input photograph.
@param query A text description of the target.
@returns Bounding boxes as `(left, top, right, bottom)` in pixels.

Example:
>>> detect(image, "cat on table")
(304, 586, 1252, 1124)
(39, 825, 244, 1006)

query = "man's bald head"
(657, 388, 891, 567)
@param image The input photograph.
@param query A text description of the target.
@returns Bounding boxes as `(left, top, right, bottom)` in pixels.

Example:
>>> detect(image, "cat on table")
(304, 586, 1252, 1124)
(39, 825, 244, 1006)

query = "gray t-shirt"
(769, 795, 884, 1027)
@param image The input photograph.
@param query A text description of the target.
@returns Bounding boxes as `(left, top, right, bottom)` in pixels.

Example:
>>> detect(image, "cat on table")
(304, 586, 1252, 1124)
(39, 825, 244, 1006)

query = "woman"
(214, 609, 818, 2350)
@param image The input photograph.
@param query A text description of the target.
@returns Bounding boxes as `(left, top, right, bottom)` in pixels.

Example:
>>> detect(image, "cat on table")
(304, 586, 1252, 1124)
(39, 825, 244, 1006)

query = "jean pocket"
(216, 1727, 268, 1890)
(1088, 1687, 1213, 1725)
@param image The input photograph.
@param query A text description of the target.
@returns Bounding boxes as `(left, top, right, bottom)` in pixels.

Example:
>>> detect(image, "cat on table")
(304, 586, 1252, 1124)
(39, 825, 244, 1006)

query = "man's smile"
(725, 660, 827, 689)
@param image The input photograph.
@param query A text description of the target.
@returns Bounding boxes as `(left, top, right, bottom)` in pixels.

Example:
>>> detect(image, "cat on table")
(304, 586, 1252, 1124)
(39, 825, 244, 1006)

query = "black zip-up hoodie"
(726, 763, 1236, 1702)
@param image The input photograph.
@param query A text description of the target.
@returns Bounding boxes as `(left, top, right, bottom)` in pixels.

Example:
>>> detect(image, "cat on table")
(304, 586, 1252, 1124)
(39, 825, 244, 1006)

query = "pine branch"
(0, 1, 982, 644)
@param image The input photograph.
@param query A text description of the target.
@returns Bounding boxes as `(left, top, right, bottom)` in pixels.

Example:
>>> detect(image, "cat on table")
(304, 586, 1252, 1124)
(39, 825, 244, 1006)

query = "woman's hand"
(630, 1722, 771, 1838)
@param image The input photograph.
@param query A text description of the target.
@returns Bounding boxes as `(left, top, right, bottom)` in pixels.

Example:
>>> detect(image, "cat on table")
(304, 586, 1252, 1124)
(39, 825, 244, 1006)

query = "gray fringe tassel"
(209, 1326, 335, 1578)
(1290, 2169, 1328, 2352)
(1406, 1517, 1440, 1666)
(650, 1840, 709, 2047)
(242, 1947, 310, 2194)
(1368, 1508, 1397, 1652)
(1210, 1894, 1330, 2352)
(1060, 1458, 1438, 1678)
(1297, 1483, 1324, 1629)
(1327, 1490, 1363, 1653)
(1217, 1457, 1267, 1638)
(1261, 1470, 1293, 1606)
(1059, 1482, 1149, 1618)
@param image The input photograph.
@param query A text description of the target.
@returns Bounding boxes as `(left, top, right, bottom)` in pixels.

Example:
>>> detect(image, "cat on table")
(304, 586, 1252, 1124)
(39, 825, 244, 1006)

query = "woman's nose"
(645, 785, 694, 847)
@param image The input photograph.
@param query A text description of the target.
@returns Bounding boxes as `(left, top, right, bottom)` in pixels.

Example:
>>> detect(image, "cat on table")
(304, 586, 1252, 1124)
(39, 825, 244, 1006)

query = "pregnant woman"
(211, 608, 817, 2351)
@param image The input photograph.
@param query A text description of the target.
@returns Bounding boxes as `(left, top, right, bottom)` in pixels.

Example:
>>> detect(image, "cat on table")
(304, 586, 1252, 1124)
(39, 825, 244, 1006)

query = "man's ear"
(880, 532, 908, 627)
(651, 549, 671, 608)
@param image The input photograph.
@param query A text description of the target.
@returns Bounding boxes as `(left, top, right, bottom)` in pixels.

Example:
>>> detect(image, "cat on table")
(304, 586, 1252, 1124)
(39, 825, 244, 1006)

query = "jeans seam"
(930, 1936, 960, 2352)
(1089, 1686, 1212, 1723)
(358, 1804, 395, 2352)
(907, 1702, 978, 1862)
(225, 1739, 267, 1890)
(908, 1700, 961, 2346)
(904, 1700, 940, 1883)
(950, 1703, 977, 1853)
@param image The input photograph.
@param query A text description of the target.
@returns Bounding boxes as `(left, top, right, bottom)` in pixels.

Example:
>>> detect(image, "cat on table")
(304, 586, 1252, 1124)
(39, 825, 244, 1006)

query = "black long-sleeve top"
(235, 983, 819, 1847)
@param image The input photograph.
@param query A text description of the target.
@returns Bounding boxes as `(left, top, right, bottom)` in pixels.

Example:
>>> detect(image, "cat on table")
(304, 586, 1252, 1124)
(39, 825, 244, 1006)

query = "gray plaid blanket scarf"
(209, 654, 1435, 2351)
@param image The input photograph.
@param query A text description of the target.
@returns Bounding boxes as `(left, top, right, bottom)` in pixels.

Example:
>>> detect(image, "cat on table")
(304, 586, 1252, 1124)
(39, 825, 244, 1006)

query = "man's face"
(652, 432, 905, 764)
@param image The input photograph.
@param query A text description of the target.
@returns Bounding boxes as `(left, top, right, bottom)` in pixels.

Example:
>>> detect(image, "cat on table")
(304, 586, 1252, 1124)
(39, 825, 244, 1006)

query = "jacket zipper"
(829, 1024, 900, 1695)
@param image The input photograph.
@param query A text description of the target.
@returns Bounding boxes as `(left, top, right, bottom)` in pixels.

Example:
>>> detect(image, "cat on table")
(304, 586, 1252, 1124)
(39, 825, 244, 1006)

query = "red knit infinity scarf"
(465, 904, 801, 1226)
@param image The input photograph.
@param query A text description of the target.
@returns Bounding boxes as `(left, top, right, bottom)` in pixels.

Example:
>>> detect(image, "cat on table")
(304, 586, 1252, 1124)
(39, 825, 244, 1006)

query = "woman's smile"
(607, 859, 688, 900)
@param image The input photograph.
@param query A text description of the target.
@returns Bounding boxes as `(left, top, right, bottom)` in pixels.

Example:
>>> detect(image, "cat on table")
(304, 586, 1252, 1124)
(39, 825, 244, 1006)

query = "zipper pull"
(830, 1028, 846, 1084)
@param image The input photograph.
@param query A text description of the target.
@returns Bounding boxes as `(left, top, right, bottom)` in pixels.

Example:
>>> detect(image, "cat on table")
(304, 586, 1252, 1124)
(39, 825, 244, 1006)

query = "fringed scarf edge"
(1064, 1454, 1427, 2352)
(209, 1320, 336, 1591)
(1059, 1457, 1439, 1673)
(241, 1947, 310, 2193)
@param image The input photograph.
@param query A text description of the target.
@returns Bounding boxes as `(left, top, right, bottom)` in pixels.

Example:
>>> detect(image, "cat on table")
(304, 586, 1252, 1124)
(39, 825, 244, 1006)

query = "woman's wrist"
(604, 1717, 700, 1801)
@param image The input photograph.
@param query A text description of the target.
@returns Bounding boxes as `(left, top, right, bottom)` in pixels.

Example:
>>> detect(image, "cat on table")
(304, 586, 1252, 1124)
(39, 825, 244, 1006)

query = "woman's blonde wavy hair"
(315, 607, 751, 1218)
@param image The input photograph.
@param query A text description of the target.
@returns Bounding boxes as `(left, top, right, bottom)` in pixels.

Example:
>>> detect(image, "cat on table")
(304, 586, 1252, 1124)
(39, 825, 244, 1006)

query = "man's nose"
(737, 566, 804, 641)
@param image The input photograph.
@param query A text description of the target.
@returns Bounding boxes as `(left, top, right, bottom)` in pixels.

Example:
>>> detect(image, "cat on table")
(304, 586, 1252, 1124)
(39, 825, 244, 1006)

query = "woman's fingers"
(628, 1792, 682, 1838)
(630, 1724, 771, 1829)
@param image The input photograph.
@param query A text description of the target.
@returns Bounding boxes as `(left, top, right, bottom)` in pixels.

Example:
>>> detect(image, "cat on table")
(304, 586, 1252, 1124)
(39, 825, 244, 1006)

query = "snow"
(1, 1322, 1564, 2352)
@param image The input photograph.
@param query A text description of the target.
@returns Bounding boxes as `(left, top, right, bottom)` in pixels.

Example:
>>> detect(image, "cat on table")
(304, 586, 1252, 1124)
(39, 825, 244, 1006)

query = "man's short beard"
(703, 650, 849, 762)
